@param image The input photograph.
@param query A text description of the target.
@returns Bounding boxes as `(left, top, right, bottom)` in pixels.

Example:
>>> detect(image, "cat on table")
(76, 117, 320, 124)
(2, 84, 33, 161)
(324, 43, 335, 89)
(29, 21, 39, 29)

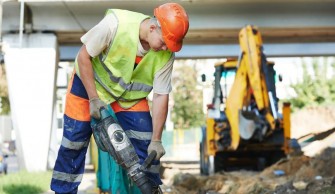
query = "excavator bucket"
(238, 110, 258, 140)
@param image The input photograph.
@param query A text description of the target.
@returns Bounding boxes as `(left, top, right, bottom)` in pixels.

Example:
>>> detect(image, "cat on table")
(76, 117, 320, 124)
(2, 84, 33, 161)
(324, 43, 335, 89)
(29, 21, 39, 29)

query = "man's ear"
(149, 24, 156, 32)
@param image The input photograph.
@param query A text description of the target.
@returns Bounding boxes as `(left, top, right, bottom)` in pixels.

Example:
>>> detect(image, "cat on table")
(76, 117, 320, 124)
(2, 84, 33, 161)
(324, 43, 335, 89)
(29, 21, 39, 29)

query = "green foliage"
(289, 57, 335, 111)
(0, 65, 8, 97)
(171, 62, 204, 129)
(0, 97, 10, 115)
(0, 65, 10, 115)
(0, 171, 52, 194)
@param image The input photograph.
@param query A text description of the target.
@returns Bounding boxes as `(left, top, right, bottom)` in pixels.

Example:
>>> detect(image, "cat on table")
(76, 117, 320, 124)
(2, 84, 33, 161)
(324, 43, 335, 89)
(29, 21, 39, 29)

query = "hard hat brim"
(164, 38, 182, 52)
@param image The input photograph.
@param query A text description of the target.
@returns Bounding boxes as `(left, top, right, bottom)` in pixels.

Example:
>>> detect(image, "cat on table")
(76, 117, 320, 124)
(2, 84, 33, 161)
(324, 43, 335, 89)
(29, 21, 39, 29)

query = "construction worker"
(50, 2, 189, 194)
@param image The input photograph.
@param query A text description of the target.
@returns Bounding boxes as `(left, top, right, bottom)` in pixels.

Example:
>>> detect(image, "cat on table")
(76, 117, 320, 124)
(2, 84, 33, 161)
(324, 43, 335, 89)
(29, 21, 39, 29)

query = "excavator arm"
(225, 26, 278, 150)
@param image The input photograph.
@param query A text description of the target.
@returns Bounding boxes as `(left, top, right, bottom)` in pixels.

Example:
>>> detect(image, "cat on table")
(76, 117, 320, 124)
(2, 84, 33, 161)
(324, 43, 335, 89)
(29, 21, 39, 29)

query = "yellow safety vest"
(75, 9, 172, 108)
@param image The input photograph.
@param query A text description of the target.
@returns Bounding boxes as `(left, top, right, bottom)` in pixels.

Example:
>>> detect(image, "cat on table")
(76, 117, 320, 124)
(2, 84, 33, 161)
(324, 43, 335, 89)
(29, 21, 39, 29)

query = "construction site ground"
(44, 106, 335, 194)
(161, 106, 335, 194)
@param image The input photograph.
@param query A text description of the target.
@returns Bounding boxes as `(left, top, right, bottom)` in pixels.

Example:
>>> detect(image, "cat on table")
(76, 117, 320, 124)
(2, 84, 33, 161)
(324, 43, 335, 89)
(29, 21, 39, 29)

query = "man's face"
(149, 25, 168, 52)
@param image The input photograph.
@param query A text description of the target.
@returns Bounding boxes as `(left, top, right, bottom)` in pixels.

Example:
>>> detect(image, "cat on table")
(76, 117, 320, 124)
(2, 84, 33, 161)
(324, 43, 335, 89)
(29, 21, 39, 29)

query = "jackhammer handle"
(140, 150, 157, 171)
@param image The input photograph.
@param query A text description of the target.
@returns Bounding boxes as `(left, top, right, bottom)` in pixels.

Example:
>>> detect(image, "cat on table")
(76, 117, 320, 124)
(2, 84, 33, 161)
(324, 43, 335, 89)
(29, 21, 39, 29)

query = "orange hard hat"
(154, 3, 189, 52)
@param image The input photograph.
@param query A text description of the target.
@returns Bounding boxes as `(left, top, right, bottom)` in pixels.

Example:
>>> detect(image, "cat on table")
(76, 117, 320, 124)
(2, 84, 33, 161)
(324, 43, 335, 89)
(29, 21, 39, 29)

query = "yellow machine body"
(200, 25, 298, 174)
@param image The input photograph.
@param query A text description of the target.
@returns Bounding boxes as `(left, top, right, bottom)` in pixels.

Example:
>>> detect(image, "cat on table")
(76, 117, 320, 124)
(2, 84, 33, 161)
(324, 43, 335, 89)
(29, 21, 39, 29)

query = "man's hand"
(89, 97, 107, 120)
(148, 140, 165, 160)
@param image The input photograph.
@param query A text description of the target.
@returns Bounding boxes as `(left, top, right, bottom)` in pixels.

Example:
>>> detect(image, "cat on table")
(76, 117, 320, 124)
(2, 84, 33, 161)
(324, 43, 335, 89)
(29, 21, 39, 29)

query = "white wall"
(3, 33, 58, 172)
(0, 116, 12, 143)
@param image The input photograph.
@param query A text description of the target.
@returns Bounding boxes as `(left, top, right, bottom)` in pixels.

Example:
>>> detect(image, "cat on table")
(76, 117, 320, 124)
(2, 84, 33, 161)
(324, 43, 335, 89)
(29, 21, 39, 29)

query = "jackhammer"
(91, 105, 158, 194)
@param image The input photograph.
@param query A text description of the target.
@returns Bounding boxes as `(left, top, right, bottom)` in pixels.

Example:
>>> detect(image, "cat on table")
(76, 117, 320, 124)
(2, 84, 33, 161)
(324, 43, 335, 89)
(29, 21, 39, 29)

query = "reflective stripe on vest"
(97, 54, 153, 93)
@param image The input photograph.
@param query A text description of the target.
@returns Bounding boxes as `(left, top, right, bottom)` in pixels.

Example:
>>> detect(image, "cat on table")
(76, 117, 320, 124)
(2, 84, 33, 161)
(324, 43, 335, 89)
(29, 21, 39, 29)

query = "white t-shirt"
(81, 14, 174, 94)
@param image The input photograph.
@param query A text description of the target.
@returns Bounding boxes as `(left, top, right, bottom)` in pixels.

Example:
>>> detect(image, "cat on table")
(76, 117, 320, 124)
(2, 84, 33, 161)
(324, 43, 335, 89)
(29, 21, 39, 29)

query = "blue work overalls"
(50, 72, 161, 194)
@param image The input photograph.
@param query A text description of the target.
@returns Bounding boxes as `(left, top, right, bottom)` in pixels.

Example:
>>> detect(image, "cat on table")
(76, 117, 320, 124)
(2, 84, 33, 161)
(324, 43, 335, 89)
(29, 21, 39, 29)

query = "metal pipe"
(19, 0, 24, 47)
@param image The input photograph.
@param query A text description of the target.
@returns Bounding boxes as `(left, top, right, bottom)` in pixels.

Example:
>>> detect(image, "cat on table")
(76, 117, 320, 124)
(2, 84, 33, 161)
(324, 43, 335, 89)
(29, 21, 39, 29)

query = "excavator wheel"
(200, 126, 215, 175)
(200, 126, 209, 175)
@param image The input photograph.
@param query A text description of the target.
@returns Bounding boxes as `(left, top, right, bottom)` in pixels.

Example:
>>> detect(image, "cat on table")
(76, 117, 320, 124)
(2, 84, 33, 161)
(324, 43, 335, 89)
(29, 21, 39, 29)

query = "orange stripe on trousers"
(64, 92, 91, 122)
(111, 99, 149, 113)
(64, 70, 90, 121)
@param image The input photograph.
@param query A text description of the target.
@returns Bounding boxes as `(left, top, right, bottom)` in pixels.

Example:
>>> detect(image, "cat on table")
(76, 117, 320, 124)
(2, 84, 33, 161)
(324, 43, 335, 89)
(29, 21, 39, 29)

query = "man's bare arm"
(77, 45, 99, 99)
(151, 93, 169, 141)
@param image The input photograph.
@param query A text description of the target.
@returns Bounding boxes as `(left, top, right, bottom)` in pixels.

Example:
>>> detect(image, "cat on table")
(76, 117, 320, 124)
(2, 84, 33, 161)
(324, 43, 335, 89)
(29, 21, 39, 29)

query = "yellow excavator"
(200, 25, 300, 174)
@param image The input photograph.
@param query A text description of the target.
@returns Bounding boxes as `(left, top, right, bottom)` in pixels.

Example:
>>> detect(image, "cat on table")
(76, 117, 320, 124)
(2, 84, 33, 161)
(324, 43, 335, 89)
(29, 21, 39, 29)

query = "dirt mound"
(308, 147, 335, 177)
(260, 155, 310, 178)
(164, 148, 335, 194)
(261, 147, 335, 184)
(273, 177, 335, 194)
(162, 106, 335, 193)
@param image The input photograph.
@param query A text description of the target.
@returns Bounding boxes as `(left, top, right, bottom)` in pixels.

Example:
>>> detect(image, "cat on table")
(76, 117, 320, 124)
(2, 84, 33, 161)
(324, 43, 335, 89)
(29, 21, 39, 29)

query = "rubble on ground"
(162, 148, 335, 194)
(161, 107, 335, 194)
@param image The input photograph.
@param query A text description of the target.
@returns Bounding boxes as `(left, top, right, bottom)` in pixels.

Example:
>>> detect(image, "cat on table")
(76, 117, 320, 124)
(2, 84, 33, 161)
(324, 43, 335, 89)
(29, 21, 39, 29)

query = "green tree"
(171, 61, 204, 129)
(289, 57, 335, 110)
(0, 64, 10, 115)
